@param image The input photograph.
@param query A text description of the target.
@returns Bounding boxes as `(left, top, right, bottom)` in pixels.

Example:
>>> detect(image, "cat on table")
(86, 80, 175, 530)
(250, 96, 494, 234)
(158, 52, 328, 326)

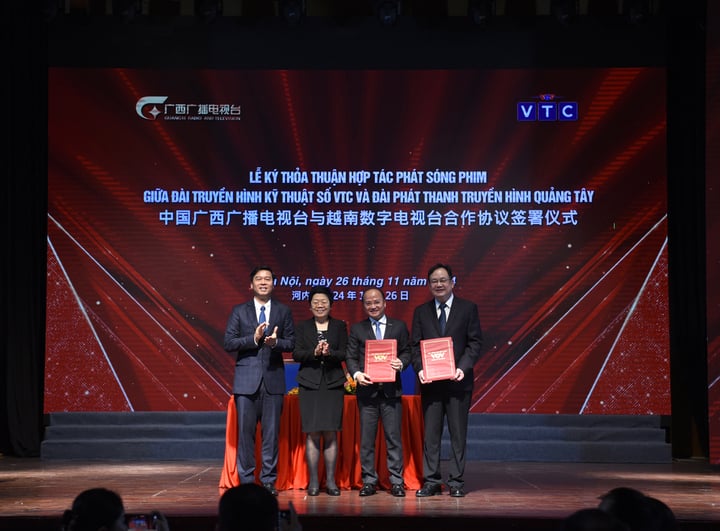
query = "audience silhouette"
(597, 487, 677, 531)
(217, 483, 301, 531)
(61, 487, 169, 531)
(559, 508, 630, 531)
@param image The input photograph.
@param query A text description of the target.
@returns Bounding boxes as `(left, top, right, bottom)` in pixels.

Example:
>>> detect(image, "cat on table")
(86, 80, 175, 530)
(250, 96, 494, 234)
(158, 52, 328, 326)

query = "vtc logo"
(517, 93, 578, 122)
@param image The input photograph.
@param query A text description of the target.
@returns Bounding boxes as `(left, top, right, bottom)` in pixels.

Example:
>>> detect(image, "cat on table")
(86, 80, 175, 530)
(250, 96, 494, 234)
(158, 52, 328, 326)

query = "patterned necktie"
(438, 303, 447, 335)
(259, 305, 266, 325)
(373, 319, 382, 340)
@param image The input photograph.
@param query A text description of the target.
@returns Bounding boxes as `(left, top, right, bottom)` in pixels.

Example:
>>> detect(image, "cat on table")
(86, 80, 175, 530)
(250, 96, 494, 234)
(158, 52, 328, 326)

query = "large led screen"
(46, 67, 670, 415)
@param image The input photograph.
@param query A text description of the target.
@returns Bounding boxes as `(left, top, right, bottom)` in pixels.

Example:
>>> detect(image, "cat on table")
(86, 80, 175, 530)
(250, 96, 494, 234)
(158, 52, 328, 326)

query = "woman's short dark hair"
(308, 285, 334, 306)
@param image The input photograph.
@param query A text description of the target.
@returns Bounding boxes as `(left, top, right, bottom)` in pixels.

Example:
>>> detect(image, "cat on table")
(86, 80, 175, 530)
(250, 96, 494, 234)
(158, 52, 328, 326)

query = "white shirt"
(436, 294, 454, 320)
(254, 299, 271, 324)
(370, 316, 386, 339)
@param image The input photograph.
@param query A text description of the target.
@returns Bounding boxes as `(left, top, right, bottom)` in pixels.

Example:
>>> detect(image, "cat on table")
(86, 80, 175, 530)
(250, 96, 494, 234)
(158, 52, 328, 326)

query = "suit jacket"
(223, 299, 295, 395)
(346, 317, 412, 399)
(292, 316, 348, 389)
(411, 295, 483, 394)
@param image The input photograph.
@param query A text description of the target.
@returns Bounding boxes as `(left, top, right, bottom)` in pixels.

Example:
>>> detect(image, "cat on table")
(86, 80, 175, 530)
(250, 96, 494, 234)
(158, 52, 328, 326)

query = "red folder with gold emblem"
(364, 339, 397, 383)
(420, 337, 456, 382)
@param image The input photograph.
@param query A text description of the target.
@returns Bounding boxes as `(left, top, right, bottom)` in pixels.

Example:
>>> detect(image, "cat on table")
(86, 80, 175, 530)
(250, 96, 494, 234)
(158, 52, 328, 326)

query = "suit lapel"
(442, 298, 460, 335)
(384, 320, 393, 338)
(367, 319, 376, 340)
(266, 302, 277, 331)
(245, 301, 257, 326)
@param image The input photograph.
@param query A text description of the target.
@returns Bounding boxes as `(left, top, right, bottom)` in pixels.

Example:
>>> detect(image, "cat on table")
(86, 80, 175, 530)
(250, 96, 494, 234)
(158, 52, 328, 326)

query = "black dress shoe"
(449, 486, 465, 498)
(326, 486, 341, 496)
(359, 483, 377, 497)
(415, 483, 442, 497)
(390, 484, 406, 497)
(307, 487, 320, 496)
(263, 483, 278, 496)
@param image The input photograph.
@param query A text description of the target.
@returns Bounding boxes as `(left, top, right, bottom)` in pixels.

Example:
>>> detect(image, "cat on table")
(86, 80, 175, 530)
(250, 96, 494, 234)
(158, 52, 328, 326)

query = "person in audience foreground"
(559, 508, 630, 531)
(61, 487, 170, 531)
(217, 483, 301, 531)
(598, 486, 677, 531)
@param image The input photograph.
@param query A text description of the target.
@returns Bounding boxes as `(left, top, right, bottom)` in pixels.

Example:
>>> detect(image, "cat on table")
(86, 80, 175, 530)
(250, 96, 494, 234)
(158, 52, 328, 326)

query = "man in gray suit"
(223, 266, 295, 496)
(346, 287, 411, 497)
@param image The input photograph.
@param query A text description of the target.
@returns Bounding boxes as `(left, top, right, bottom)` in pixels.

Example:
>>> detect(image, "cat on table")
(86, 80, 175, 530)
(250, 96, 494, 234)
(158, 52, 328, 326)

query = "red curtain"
(220, 395, 424, 491)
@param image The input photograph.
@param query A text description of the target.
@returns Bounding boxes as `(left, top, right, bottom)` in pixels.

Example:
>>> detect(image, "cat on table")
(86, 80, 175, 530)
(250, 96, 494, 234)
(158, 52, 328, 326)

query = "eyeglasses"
(429, 278, 450, 285)
(311, 300, 330, 307)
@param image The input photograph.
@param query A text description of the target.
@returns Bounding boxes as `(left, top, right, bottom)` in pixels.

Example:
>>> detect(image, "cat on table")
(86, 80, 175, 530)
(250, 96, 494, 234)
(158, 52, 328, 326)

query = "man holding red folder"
(346, 287, 412, 498)
(411, 263, 483, 498)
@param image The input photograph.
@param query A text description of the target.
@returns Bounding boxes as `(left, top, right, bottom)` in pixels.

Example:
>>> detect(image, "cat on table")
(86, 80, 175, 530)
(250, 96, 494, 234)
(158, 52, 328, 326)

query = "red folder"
(364, 339, 397, 383)
(420, 337, 456, 382)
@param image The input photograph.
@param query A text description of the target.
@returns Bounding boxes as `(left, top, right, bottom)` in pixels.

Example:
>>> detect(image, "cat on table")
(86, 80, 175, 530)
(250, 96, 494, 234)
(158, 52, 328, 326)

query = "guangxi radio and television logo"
(517, 93, 578, 122)
(135, 96, 241, 121)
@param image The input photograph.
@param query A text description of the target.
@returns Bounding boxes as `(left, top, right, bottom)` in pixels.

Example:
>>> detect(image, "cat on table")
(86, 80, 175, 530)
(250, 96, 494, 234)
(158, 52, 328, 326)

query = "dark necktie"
(373, 319, 382, 340)
(438, 303, 447, 335)
(259, 305, 266, 325)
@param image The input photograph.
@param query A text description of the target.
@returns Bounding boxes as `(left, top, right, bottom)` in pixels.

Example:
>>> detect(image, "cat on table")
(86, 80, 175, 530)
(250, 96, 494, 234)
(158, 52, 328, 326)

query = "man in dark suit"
(346, 287, 411, 498)
(223, 266, 295, 496)
(411, 263, 483, 498)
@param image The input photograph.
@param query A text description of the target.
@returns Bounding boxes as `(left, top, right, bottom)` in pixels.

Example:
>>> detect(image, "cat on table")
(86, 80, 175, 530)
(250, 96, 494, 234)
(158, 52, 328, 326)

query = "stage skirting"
(220, 394, 424, 491)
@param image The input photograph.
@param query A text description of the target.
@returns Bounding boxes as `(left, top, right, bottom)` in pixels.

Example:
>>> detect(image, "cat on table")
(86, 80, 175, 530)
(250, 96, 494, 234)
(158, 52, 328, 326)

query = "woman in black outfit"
(292, 286, 348, 496)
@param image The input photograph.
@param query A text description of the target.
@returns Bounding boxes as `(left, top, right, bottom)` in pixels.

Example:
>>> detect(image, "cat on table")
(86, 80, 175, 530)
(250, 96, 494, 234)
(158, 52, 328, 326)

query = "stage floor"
(0, 457, 718, 530)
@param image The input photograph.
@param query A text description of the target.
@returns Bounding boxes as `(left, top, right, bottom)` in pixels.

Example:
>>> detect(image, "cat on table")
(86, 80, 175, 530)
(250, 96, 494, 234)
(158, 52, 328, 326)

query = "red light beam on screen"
(472, 215, 669, 415)
(280, 70, 307, 171)
(46, 238, 133, 411)
(579, 235, 669, 414)
(46, 212, 230, 412)
(570, 68, 643, 147)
